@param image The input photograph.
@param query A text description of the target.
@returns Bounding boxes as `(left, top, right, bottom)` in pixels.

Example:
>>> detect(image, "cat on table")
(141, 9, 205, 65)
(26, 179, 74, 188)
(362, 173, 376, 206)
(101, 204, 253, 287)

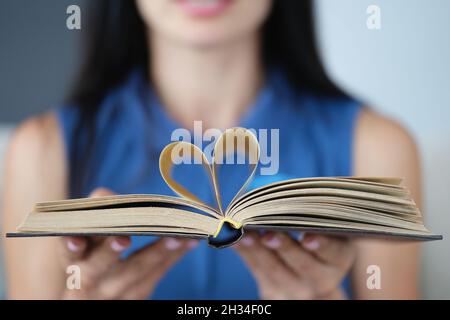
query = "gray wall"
(0, 0, 449, 298)
(0, 0, 85, 122)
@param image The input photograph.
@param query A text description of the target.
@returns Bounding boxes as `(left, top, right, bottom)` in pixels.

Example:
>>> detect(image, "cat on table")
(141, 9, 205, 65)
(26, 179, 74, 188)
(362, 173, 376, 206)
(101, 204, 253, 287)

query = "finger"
(59, 236, 89, 263)
(101, 237, 197, 299)
(301, 234, 355, 269)
(66, 236, 131, 295)
(261, 232, 320, 275)
(234, 233, 297, 290)
(70, 236, 131, 292)
(263, 232, 347, 298)
(89, 187, 115, 197)
(84, 236, 131, 272)
(124, 237, 196, 278)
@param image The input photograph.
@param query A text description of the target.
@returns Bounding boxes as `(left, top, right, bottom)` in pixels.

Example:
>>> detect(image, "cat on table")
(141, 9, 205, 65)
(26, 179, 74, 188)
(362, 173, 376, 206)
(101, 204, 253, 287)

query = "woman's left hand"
(234, 232, 356, 300)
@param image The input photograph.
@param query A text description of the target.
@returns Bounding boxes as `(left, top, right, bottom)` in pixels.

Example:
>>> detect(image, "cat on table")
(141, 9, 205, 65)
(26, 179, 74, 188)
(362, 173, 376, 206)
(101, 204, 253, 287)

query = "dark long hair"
(67, 0, 348, 196)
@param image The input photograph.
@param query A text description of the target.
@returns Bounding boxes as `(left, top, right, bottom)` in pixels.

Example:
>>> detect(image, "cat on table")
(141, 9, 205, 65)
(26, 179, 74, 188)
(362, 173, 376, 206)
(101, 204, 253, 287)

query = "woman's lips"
(176, 0, 233, 18)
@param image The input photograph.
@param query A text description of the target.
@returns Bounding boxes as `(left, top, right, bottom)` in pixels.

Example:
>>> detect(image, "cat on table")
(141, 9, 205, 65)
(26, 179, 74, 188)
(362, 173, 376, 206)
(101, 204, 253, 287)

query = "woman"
(3, 0, 421, 299)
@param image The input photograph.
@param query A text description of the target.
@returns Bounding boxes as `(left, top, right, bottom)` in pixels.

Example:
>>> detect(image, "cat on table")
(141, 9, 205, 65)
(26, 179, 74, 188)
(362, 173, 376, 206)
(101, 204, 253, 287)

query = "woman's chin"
(138, 0, 271, 49)
(168, 28, 240, 49)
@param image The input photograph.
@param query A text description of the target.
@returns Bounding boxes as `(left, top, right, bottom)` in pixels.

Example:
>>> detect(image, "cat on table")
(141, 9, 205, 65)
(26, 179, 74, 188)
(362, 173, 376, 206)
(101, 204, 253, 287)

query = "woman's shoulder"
(354, 108, 419, 175)
(6, 112, 66, 186)
(356, 108, 414, 137)
(8, 112, 62, 160)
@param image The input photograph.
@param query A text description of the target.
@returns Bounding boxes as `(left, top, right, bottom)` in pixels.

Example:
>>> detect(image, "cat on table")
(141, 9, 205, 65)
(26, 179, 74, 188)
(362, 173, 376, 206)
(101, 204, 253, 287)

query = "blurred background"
(0, 0, 449, 299)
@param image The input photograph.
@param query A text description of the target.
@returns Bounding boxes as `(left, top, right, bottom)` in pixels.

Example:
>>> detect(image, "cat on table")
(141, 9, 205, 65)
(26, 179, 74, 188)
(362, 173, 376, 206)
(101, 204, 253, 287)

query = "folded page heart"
(159, 128, 260, 219)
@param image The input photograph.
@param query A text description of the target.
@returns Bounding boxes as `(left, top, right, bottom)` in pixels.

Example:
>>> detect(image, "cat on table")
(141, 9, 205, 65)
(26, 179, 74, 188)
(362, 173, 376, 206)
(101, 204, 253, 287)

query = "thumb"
(89, 187, 115, 198)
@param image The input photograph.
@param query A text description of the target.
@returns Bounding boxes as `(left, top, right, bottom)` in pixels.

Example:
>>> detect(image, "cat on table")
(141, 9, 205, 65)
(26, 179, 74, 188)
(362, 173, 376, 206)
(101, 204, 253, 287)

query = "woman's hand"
(59, 188, 197, 300)
(234, 232, 356, 300)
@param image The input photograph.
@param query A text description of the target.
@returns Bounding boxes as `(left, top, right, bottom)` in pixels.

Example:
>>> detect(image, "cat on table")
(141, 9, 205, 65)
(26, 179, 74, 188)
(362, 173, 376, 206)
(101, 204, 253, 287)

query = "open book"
(7, 128, 442, 247)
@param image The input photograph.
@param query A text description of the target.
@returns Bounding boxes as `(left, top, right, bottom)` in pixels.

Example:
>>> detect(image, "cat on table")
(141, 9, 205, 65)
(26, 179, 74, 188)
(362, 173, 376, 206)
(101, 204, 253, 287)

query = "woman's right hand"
(59, 188, 197, 300)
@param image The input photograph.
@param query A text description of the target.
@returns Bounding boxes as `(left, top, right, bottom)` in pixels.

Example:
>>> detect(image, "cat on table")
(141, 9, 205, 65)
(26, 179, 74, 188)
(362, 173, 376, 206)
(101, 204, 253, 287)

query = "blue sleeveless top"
(57, 70, 360, 299)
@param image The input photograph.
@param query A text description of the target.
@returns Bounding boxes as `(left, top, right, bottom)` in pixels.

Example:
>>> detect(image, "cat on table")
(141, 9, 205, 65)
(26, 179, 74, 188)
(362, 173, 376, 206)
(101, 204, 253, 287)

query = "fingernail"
(111, 239, 128, 252)
(187, 239, 199, 249)
(165, 238, 182, 250)
(303, 239, 320, 251)
(241, 235, 254, 247)
(67, 239, 80, 252)
(263, 234, 281, 249)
